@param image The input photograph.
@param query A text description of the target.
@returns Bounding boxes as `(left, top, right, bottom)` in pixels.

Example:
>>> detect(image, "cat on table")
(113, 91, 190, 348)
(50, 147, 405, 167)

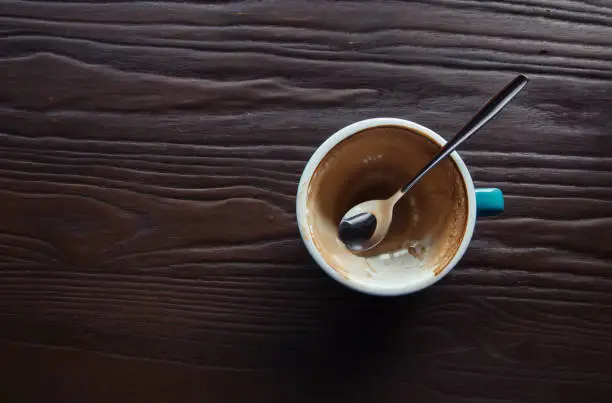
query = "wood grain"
(0, 1, 611, 402)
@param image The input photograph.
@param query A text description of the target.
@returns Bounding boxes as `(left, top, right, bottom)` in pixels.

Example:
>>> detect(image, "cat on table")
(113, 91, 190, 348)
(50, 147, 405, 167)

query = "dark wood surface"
(1, 1, 611, 402)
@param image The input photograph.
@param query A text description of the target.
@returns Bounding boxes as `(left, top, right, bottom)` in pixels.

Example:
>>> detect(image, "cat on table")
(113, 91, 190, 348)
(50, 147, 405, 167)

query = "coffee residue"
(305, 125, 469, 288)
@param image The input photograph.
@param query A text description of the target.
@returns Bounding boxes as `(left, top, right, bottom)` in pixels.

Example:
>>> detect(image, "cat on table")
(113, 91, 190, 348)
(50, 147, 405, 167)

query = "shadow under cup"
(304, 125, 470, 294)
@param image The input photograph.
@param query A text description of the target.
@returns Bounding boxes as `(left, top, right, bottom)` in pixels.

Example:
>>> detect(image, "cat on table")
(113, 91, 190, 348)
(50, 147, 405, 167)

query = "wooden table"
(1, 1, 611, 402)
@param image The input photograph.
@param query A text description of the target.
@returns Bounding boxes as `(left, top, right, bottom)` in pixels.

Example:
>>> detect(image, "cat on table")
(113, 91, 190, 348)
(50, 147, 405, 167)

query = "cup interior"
(298, 121, 473, 295)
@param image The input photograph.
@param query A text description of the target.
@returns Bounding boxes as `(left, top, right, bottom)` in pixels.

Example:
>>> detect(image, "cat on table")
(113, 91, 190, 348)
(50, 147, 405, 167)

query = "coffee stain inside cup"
(304, 125, 468, 288)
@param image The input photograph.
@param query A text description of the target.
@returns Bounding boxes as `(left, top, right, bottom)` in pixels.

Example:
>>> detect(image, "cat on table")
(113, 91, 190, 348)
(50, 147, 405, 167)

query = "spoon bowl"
(337, 198, 394, 251)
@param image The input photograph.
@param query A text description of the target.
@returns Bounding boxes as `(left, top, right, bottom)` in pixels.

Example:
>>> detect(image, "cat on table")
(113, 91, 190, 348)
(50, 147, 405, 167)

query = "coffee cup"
(296, 118, 503, 296)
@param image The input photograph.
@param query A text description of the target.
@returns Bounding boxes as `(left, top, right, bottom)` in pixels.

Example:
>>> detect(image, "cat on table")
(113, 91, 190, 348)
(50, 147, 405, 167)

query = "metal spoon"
(338, 74, 529, 252)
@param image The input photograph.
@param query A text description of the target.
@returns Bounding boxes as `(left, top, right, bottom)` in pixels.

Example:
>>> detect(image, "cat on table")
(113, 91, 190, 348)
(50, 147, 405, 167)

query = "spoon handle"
(399, 74, 529, 195)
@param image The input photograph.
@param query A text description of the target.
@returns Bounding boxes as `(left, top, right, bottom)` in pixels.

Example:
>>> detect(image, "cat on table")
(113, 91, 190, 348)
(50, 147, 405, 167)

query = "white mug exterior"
(296, 118, 477, 296)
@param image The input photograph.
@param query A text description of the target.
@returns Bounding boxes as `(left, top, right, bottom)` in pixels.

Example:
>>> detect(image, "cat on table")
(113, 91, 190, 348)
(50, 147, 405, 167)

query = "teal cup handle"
(475, 188, 504, 217)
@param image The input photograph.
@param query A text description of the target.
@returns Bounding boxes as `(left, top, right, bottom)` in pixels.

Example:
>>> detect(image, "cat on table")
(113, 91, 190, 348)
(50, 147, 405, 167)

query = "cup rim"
(296, 118, 477, 296)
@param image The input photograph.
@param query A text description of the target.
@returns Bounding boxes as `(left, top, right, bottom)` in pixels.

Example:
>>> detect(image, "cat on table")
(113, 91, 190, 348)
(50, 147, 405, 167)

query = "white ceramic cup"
(296, 118, 503, 296)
